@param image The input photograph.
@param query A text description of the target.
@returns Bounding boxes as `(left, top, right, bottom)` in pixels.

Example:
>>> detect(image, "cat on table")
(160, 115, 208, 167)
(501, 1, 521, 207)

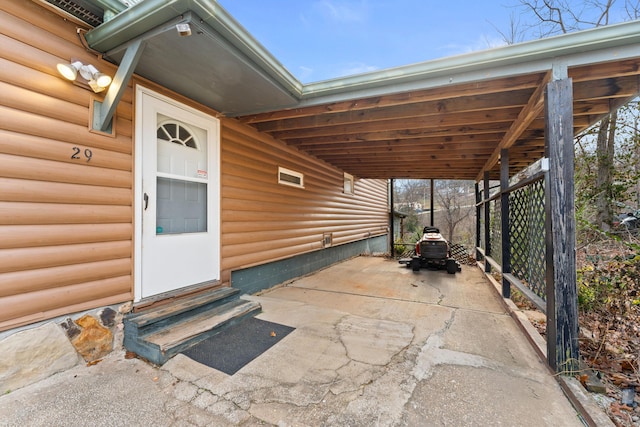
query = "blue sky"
(218, 1, 519, 83)
(218, 1, 635, 83)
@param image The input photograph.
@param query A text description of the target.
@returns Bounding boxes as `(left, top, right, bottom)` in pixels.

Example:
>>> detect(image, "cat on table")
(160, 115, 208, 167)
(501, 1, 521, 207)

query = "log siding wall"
(220, 121, 389, 281)
(0, 0, 133, 330)
(0, 0, 389, 332)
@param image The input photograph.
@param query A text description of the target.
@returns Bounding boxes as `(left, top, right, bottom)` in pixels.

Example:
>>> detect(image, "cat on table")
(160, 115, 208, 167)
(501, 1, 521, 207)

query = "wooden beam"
(286, 128, 504, 149)
(319, 151, 494, 161)
(254, 89, 533, 132)
(573, 75, 640, 101)
(238, 73, 546, 124)
(301, 139, 501, 154)
(268, 108, 521, 141)
(285, 122, 510, 146)
(327, 160, 486, 169)
(477, 71, 552, 181)
(569, 58, 640, 83)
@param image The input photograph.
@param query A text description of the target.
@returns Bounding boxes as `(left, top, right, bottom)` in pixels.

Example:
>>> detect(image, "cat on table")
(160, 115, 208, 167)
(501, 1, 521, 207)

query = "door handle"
(143, 193, 149, 211)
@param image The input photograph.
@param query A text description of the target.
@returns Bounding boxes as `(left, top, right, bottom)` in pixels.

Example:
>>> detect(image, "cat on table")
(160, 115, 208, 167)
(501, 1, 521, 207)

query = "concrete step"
(126, 287, 240, 335)
(123, 287, 261, 365)
(145, 299, 262, 353)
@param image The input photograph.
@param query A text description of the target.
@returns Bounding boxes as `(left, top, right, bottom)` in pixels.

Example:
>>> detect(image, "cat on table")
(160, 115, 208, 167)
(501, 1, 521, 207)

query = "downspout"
(390, 179, 395, 257)
(92, 0, 127, 21)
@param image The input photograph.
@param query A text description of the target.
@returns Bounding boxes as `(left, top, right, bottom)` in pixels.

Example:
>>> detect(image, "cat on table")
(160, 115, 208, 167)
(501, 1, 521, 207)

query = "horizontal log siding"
(0, 1, 133, 330)
(0, 1, 389, 331)
(220, 120, 389, 278)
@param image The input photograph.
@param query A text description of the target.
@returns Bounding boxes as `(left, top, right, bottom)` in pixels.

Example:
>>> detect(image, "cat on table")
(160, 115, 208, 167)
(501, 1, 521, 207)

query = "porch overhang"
(84, 0, 640, 180)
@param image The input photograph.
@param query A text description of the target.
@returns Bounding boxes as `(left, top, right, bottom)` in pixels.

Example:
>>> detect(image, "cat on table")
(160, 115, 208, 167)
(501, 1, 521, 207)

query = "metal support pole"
(545, 66, 579, 374)
(430, 179, 435, 227)
(93, 39, 145, 133)
(483, 171, 491, 273)
(500, 149, 511, 298)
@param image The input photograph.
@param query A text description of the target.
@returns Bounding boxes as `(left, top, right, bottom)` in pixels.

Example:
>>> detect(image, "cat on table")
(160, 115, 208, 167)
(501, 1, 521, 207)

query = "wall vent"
(278, 167, 304, 188)
(44, 0, 104, 26)
(323, 233, 333, 248)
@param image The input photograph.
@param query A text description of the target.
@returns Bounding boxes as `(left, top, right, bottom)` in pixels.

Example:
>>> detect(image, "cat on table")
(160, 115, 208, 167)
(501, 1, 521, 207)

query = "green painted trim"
(84, 0, 640, 110)
(231, 236, 388, 295)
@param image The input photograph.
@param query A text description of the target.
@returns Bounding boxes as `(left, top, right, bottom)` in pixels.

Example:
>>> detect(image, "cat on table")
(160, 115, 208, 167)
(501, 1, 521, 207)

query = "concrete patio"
(0, 256, 593, 426)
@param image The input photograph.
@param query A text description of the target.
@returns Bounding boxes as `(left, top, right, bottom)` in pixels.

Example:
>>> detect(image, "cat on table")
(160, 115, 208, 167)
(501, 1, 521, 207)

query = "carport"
(83, 0, 640, 374)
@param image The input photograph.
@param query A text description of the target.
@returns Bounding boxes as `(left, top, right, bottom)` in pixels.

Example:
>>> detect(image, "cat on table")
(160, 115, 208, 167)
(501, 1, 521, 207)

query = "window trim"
(343, 172, 355, 194)
(278, 166, 304, 188)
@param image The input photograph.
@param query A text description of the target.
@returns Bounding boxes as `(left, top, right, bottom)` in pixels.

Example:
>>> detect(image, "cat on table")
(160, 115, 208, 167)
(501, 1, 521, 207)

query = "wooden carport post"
(475, 183, 481, 261)
(500, 149, 511, 298)
(483, 172, 491, 273)
(544, 64, 579, 374)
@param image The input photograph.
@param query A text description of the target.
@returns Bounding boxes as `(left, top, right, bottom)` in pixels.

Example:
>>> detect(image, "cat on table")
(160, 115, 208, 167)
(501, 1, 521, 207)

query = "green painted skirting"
(231, 235, 388, 295)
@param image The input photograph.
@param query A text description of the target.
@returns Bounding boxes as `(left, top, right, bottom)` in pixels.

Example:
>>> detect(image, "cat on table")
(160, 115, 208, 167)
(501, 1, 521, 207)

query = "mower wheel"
(446, 259, 458, 274)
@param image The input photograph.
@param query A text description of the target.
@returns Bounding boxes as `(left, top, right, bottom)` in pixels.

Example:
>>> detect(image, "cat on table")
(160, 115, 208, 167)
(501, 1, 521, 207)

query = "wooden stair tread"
(144, 299, 261, 351)
(128, 287, 239, 327)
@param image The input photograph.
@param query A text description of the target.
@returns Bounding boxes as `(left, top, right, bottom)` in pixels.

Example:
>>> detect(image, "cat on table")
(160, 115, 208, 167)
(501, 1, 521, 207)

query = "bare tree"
(435, 181, 474, 242)
(394, 179, 428, 212)
(595, 111, 618, 229)
(492, 11, 526, 44)
(508, 0, 640, 229)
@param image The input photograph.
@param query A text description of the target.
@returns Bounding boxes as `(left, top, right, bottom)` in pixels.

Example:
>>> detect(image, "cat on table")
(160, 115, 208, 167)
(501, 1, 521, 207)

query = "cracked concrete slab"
(441, 307, 548, 370)
(0, 256, 588, 426)
(402, 364, 583, 426)
(337, 316, 414, 365)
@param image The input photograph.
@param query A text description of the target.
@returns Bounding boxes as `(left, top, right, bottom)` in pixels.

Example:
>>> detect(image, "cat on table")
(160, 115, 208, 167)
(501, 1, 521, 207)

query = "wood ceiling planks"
(236, 60, 640, 181)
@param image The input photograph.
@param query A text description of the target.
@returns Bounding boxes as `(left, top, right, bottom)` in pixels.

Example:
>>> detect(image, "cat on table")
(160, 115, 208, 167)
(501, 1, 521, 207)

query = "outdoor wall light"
(57, 60, 112, 93)
(176, 23, 191, 36)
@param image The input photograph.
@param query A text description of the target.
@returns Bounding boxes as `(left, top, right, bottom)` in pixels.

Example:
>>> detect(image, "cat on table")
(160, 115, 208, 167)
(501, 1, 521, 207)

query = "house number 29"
(71, 147, 93, 162)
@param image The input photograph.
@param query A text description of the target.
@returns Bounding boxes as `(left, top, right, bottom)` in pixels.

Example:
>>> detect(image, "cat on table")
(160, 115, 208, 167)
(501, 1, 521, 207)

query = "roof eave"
(85, 0, 303, 98)
(85, 1, 640, 114)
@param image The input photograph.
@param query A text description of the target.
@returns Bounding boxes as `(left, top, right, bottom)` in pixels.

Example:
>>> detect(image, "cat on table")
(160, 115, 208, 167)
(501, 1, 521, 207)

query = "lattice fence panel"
(490, 198, 502, 265)
(509, 179, 546, 300)
(479, 199, 485, 255)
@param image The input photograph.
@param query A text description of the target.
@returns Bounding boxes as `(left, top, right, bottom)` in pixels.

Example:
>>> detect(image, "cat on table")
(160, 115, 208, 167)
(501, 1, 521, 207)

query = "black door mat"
(180, 317, 295, 375)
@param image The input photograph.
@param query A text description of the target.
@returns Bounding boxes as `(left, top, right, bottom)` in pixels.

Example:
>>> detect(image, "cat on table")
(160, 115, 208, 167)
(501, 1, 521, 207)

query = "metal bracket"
(92, 39, 146, 133)
(551, 59, 569, 81)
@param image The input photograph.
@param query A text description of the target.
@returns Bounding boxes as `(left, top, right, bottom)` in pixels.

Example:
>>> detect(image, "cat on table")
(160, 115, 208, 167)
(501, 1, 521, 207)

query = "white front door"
(135, 87, 220, 300)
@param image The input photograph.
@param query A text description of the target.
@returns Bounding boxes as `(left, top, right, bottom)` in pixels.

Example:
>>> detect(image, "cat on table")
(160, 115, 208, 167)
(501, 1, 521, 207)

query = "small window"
(278, 167, 304, 188)
(343, 173, 354, 194)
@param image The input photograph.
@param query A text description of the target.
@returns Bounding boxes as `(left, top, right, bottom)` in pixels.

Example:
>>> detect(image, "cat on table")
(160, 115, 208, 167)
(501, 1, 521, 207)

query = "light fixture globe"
(56, 61, 82, 81)
(56, 60, 112, 92)
(95, 73, 112, 88)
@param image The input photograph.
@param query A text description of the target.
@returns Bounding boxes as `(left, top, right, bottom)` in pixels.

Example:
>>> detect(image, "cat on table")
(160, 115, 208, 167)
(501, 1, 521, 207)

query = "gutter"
(301, 19, 640, 99)
(92, 0, 127, 20)
(85, 1, 640, 106)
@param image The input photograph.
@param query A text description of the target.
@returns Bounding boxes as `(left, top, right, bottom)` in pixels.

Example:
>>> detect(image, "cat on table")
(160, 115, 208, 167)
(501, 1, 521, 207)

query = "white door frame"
(133, 85, 221, 302)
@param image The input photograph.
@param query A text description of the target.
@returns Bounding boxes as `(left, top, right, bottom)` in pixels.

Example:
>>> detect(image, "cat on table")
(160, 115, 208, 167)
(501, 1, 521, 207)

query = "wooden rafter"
(236, 58, 640, 181)
(476, 71, 552, 181)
